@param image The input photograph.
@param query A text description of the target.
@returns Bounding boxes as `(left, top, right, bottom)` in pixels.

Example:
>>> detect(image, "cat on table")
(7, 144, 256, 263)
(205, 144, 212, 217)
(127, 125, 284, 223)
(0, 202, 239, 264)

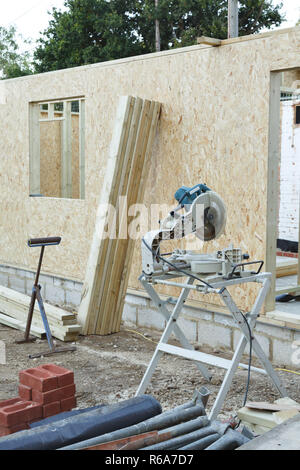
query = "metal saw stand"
(135, 271, 288, 420)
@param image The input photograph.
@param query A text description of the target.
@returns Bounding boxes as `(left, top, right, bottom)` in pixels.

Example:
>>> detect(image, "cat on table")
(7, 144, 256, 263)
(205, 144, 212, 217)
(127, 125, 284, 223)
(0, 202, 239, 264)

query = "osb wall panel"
(40, 119, 62, 197)
(39, 112, 80, 198)
(0, 28, 299, 312)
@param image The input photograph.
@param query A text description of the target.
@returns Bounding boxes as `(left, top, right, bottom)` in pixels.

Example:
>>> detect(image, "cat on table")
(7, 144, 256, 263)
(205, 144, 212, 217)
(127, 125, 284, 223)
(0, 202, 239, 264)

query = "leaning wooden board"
(78, 95, 161, 335)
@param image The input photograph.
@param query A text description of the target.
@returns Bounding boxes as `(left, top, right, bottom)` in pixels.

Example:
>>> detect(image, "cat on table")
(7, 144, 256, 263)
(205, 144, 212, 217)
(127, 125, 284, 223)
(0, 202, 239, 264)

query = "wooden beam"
(61, 100, 72, 198)
(265, 72, 282, 313)
(77, 96, 135, 334)
(0, 285, 81, 341)
(79, 99, 85, 200)
(275, 285, 300, 296)
(29, 103, 41, 195)
(197, 36, 221, 47)
(77, 95, 161, 335)
(0, 312, 45, 339)
(276, 257, 298, 278)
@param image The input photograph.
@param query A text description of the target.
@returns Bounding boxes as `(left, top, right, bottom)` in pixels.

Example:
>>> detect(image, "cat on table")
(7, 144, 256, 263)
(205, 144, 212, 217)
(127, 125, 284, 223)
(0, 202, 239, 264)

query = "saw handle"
(228, 260, 264, 278)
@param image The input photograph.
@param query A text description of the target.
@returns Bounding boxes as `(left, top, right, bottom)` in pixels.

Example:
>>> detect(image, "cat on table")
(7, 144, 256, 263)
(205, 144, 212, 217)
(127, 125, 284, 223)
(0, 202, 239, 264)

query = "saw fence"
(78, 96, 161, 335)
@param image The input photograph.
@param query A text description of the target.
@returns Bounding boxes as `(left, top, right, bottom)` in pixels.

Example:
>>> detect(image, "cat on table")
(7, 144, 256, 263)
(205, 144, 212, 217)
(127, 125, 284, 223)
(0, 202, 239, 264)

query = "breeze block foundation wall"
(1, 264, 299, 370)
(122, 292, 300, 370)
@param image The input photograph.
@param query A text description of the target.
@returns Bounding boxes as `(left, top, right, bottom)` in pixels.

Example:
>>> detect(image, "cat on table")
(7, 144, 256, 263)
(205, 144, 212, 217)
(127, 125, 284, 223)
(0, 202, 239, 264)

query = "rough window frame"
(29, 97, 85, 199)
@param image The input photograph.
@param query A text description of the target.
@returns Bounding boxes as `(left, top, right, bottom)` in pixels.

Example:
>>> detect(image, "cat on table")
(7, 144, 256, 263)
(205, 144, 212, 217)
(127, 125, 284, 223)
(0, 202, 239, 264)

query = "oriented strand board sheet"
(0, 27, 299, 314)
(39, 112, 80, 198)
(40, 120, 62, 197)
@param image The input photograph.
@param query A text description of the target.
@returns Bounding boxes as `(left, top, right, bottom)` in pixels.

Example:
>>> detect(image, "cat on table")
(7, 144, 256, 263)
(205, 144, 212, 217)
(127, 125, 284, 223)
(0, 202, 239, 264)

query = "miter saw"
(142, 183, 263, 284)
(137, 184, 288, 420)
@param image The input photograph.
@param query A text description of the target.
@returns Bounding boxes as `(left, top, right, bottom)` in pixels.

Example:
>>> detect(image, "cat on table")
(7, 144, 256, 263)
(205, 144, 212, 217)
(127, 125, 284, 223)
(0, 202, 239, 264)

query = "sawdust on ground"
(0, 324, 299, 421)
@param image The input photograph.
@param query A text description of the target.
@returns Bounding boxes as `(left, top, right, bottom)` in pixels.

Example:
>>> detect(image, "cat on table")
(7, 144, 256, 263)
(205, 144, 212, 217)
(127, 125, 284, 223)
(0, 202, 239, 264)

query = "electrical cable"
(124, 328, 157, 345)
(275, 368, 300, 376)
(5, 1, 42, 26)
(240, 312, 253, 407)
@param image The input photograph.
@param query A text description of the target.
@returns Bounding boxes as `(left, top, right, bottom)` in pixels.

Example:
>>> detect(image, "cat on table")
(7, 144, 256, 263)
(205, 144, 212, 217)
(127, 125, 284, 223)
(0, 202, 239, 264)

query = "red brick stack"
(0, 364, 76, 437)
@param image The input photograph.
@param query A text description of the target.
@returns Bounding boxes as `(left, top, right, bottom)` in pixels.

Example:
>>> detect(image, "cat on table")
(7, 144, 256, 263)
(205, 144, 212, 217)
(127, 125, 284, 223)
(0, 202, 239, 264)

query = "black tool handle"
(228, 260, 264, 278)
(28, 237, 61, 247)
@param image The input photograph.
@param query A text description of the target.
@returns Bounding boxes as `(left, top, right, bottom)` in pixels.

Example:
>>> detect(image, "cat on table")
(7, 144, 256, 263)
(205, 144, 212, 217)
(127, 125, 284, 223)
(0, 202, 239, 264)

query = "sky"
(0, 0, 299, 54)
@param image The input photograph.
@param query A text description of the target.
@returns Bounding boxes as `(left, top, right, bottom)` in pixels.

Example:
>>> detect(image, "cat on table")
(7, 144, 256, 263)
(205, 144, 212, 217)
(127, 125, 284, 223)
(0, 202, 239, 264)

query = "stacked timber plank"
(238, 398, 300, 435)
(0, 286, 81, 342)
(78, 95, 161, 335)
(276, 257, 298, 278)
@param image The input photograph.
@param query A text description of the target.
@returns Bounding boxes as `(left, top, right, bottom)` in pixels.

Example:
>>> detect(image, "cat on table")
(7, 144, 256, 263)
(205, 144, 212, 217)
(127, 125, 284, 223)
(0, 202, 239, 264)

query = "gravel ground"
(0, 324, 299, 422)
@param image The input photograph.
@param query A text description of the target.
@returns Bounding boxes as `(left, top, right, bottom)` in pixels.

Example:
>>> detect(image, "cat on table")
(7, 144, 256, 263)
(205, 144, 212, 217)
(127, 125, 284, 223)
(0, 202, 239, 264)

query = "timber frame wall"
(0, 27, 300, 317)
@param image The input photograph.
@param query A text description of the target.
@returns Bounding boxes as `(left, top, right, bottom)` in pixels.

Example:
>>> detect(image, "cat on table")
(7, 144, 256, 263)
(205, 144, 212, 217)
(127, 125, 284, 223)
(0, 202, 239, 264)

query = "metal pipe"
(178, 433, 220, 450)
(198, 386, 210, 408)
(228, 0, 239, 38)
(159, 416, 209, 438)
(23, 246, 44, 341)
(141, 425, 217, 450)
(59, 403, 206, 450)
(204, 429, 249, 450)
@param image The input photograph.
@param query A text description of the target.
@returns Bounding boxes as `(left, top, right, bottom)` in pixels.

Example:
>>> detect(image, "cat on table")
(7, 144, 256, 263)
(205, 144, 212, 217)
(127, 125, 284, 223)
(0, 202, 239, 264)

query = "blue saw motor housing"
(174, 184, 211, 207)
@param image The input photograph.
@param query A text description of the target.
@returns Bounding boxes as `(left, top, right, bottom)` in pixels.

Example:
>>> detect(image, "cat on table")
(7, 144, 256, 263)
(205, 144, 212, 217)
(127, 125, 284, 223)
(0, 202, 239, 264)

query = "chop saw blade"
(194, 191, 226, 241)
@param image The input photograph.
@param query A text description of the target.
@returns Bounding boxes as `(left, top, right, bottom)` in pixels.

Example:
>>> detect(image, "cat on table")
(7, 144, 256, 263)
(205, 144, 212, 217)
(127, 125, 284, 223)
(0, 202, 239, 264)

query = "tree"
(0, 26, 32, 79)
(34, 0, 142, 73)
(134, 0, 284, 50)
(34, 0, 284, 72)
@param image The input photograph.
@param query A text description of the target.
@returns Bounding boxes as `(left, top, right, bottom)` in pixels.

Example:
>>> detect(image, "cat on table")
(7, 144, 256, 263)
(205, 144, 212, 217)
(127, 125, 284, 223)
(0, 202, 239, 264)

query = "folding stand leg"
(209, 280, 288, 420)
(29, 285, 76, 359)
(136, 277, 212, 396)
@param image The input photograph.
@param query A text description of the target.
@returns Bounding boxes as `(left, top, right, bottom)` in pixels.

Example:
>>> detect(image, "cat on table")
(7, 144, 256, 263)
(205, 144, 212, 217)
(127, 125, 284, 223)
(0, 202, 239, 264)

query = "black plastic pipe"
(0, 395, 161, 450)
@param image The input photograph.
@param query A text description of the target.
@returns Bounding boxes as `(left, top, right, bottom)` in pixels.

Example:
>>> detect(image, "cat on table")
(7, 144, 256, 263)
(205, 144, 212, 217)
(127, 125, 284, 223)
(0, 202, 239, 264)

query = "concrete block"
(137, 308, 166, 331)
(73, 282, 83, 293)
(39, 364, 74, 388)
(197, 320, 232, 349)
(176, 317, 197, 343)
(25, 280, 34, 296)
(214, 312, 237, 328)
(43, 401, 61, 419)
(53, 277, 63, 287)
(294, 331, 300, 342)
(19, 368, 58, 393)
(65, 289, 81, 307)
(32, 384, 76, 405)
(233, 330, 270, 358)
(272, 339, 298, 368)
(0, 400, 42, 427)
(45, 284, 65, 305)
(0, 422, 29, 437)
(18, 384, 32, 402)
(126, 294, 149, 307)
(8, 276, 26, 294)
(5, 267, 17, 275)
(23, 270, 35, 280)
(255, 321, 293, 341)
(39, 274, 53, 286)
(183, 305, 213, 322)
(122, 303, 137, 326)
(0, 272, 9, 287)
(61, 396, 76, 412)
